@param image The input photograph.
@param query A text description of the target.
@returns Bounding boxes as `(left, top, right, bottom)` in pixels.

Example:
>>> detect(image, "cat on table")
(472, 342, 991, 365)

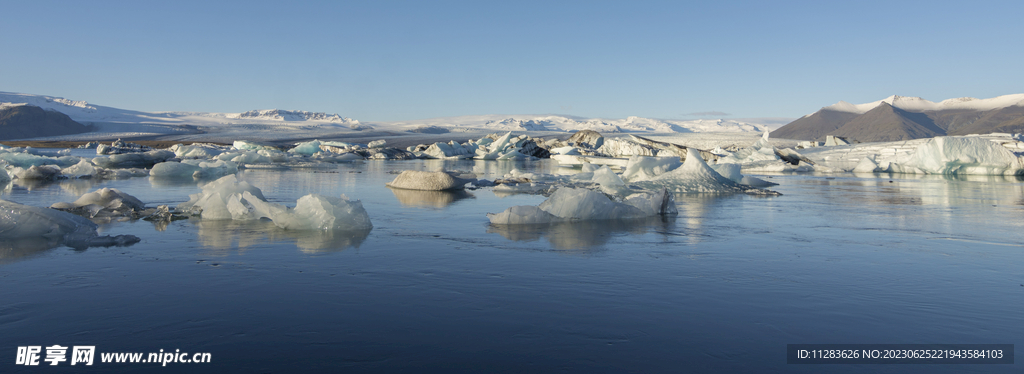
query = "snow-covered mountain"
(0, 91, 779, 142)
(821, 94, 1024, 115)
(773, 93, 1024, 142)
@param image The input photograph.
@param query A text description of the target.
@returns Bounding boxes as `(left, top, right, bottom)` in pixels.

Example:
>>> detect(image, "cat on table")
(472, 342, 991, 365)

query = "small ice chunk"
(60, 159, 97, 179)
(290, 140, 323, 156)
(386, 170, 471, 191)
(150, 161, 202, 178)
(367, 139, 387, 148)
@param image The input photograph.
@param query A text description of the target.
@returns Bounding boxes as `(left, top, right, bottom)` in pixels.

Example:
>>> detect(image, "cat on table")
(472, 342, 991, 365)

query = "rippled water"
(2, 159, 1023, 373)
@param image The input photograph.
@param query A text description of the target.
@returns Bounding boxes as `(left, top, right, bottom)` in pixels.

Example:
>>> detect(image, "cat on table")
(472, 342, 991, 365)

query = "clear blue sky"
(2, 0, 1022, 121)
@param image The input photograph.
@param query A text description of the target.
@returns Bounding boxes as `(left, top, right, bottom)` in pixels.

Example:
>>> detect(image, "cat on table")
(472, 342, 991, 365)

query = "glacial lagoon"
(2, 158, 1023, 373)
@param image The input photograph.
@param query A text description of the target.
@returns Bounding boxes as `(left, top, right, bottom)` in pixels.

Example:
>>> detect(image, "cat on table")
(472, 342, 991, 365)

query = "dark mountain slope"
(0, 105, 91, 140)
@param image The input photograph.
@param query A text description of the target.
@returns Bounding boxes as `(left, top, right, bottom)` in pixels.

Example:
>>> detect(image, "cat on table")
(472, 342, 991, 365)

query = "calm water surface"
(1, 159, 1022, 373)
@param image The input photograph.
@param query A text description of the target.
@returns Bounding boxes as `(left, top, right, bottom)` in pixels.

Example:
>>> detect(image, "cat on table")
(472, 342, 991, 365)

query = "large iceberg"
(487, 187, 676, 224)
(631, 148, 780, 195)
(891, 136, 1024, 175)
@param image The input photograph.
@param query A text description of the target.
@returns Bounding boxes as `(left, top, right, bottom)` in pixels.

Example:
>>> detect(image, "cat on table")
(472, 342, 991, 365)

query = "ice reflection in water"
(387, 187, 475, 208)
(192, 219, 372, 253)
(0, 237, 71, 264)
(487, 216, 675, 251)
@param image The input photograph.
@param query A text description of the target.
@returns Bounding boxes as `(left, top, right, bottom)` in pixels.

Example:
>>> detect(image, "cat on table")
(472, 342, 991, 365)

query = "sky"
(2, 0, 1023, 122)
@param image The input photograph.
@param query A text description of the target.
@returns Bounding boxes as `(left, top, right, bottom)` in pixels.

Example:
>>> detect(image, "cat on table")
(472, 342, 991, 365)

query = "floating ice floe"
(0, 199, 140, 248)
(386, 170, 473, 191)
(177, 175, 372, 231)
(487, 187, 676, 224)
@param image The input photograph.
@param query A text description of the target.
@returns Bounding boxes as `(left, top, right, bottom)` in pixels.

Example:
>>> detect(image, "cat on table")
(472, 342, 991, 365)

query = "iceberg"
(11, 165, 62, 180)
(261, 194, 373, 231)
(177, 175, 372, 231)
(170, 143, 229, 159)
(386, 170, 472, 191)
(0, 199, 140, 248)
(178, 175, 268, 219)
(289, 140, 323, 155)
(233, 140, 279, 151)
(60, 159, 100, 178)
(150, 160, 238, 179)
(893, 136, 1023, 175)
(50, 188, 147, 219)
(632, 149, 780, 195)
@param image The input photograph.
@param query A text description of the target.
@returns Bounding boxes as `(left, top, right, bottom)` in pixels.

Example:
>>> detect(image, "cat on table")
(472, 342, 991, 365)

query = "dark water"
(2, 160, 1023, 373)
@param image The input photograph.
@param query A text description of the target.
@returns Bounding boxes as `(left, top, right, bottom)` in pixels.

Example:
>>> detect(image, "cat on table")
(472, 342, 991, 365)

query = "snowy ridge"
(391, 114, 770, 134)
(1, 91, 777, 142)
(821, 94, 1024, 114)
(233, 109, 355, 123)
